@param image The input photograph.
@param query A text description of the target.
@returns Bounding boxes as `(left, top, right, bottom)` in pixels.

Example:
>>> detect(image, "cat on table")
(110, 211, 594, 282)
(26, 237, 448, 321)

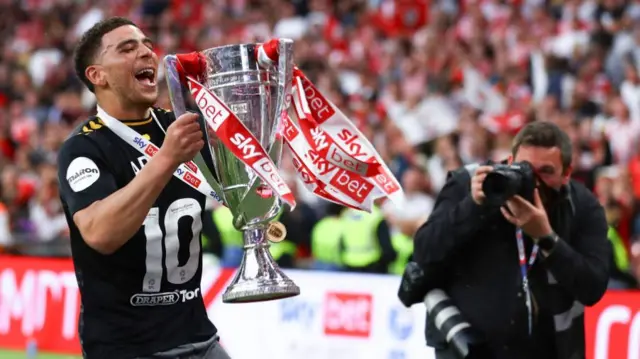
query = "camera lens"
(425, 290, 487, 358)
(483, 174, 510, 196)
(482, 168, 523, 206)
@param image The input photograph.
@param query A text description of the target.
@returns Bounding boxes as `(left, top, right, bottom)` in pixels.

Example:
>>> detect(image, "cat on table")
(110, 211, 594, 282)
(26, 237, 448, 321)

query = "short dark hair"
(73, 17, 137, 92)
(511, 121, 573, 170)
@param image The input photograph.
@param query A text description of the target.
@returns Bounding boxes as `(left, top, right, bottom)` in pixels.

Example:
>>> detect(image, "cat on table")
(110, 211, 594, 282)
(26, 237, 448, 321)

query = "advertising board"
(1, 255, 638, 359)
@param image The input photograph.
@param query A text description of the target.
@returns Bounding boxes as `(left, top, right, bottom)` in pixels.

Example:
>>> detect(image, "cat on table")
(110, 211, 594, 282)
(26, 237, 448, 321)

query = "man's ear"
(562, 165, 573, 184)
(85, 65, 106, 89)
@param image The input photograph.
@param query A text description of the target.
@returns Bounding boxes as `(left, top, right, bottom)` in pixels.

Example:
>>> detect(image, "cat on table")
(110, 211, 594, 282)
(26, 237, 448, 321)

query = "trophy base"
(222, 279, 300, 303)
(222, 227, 301, 303)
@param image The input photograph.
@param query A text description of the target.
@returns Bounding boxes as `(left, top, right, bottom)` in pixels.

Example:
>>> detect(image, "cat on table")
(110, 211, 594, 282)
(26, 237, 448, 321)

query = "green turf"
(0, 350, 81, 359)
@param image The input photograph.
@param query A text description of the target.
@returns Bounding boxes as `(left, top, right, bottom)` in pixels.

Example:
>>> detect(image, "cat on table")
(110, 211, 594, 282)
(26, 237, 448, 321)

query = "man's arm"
(58, 135, 176, 255)
(413, 171, 490, 289)
(542, 190, 611, 306)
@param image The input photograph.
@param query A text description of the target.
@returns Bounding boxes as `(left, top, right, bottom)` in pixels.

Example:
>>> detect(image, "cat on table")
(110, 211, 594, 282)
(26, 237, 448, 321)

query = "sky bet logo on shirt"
(144, 144, 158, 157)
(133, 136, 147, 149)
(182, 171, 202, 188)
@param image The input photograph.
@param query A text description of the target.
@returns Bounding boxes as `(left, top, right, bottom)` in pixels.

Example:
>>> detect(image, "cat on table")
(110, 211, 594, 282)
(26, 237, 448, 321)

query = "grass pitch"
(0, 350, 81, 359)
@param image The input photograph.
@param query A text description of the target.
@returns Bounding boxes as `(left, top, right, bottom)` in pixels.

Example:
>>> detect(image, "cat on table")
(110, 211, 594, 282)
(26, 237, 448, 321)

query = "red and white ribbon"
(171, 39, 404, 213)
(291, 71, 404, 207)
(283, 101, 372, 211)
(292, 77, 380, 178)
(258, 39, 404, 211)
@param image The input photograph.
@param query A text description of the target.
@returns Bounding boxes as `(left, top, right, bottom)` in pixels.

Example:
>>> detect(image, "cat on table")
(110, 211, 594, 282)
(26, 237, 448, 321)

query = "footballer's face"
(90, 25, 159, 108)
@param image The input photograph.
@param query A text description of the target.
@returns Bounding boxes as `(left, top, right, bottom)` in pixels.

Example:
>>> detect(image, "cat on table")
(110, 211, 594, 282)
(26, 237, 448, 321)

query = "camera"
(398, 263, 492, 359)
(425, 290, 491, 359)
(398, 262, 428, 307)
(482, 161, 536, 207)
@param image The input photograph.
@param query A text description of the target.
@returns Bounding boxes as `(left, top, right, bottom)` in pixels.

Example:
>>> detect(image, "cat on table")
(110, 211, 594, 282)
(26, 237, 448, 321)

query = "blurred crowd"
(0, 0, 639, 286)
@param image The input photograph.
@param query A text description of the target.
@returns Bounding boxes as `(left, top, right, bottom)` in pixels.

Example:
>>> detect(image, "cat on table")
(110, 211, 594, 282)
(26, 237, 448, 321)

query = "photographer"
(410, 122, 610, 359)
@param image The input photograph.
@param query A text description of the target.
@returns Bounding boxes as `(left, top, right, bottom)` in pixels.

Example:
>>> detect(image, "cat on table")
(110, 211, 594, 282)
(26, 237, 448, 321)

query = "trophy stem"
(221, 225, 300, 303)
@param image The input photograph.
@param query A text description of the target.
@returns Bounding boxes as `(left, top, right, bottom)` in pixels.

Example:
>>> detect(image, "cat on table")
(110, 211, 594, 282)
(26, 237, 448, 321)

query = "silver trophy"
(164, 39, 300, 303)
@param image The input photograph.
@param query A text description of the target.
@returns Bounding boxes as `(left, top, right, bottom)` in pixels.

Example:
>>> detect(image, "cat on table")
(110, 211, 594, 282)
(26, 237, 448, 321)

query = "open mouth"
(134, 67, 156, 87)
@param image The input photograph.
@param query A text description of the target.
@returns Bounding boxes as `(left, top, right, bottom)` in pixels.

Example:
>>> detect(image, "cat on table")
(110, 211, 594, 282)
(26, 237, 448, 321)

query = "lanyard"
(516, 227, 539, 336)
(96, 106, 222, 203)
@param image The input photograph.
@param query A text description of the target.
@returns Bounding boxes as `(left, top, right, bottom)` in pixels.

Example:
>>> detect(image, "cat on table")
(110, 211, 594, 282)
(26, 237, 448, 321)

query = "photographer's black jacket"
(413, 166, 610, 359)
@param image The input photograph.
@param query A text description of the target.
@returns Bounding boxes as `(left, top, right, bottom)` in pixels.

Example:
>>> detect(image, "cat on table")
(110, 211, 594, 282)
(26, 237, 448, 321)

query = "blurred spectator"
(0, 0, 637, 285)
(384, 165, 433, 237)
(29, 161, 68, 243)
(605, 198, 638, 289)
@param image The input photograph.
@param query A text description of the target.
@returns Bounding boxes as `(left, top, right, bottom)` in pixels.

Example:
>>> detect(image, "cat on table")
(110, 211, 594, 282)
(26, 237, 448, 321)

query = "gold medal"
(267, 221, 287, 243)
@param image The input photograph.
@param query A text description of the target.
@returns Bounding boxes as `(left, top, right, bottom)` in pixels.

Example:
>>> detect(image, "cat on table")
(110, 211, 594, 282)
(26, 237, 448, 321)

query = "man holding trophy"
(58, 17, 233, 359)
(58, 15, 404, 359)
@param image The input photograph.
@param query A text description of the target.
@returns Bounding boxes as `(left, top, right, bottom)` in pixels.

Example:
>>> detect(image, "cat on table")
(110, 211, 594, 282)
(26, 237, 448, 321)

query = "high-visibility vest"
(340, 207, 384, 267)
(608, 226, 630, 272)
(311, 216, 343, 266)
(270, 239, 297, 261)
(389, 232, 413, 275)
(212, 206, 243, 248)
(211, 206, 244, 267)
(211, 207, 296, 261)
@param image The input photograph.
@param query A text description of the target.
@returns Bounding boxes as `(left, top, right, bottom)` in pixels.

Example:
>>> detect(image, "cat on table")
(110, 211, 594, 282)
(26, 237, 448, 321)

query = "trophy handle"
(272, 38, 293, 206)
(275, 38, 294, 141)
(164, 55, 189, 119)
(163, 54, 227, 207)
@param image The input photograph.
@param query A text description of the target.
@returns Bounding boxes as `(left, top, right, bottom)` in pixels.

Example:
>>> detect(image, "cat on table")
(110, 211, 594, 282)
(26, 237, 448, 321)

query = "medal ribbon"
(96, 106, 223, 203)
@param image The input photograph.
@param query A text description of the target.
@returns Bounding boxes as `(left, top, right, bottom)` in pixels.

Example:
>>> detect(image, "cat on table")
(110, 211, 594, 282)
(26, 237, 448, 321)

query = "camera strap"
(515, 227, 539, 336)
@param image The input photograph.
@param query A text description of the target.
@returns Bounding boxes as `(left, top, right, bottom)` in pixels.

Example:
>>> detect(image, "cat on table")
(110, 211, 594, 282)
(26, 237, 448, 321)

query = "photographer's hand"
(471, 166, 494, 205)
(500, 188, 553, 239)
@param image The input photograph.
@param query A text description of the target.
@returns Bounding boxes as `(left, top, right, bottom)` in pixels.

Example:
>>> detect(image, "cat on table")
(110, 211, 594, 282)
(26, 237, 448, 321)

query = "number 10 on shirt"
(141, 198, 203, 292)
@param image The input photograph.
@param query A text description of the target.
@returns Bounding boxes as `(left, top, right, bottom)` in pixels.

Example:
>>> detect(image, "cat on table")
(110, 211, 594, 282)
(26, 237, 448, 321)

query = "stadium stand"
(0, 0, 638, 285)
